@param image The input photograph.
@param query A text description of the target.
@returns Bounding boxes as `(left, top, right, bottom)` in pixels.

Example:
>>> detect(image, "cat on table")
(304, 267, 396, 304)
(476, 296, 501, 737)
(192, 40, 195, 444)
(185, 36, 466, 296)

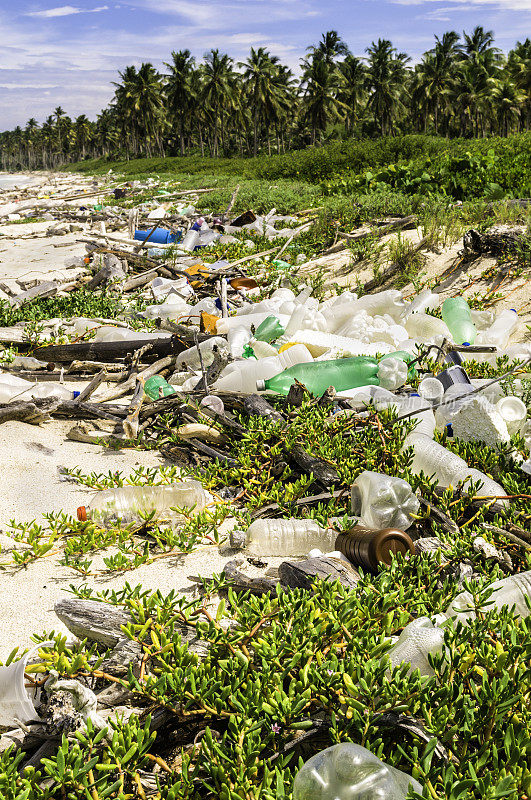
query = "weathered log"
(223, 560, 279, 594)
(0, 401, 51, 425)
(279, 556, 360, 591)
(33, 335, 179, 364)
(463, 227, 525, 256)
(288, 443, 340, 489)
(54, 598, 210, 658)
(242, 394, 284, 424)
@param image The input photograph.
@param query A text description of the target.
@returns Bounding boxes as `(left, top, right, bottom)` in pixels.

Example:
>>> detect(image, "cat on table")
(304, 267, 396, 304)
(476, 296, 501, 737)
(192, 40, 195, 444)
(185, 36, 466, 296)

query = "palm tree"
(491, 78, 525, 135)
(307, 30, 350, 68)
(240, 48, 291, 155)
(365, 39, 410, 136)
(199, 49, 237, 157)
(416, 32, 460, 134)
(338, 55, 366, 134)
(301, 55, 345, 144)
(164, 50, 195, 155)
(508, 39, 531, 129)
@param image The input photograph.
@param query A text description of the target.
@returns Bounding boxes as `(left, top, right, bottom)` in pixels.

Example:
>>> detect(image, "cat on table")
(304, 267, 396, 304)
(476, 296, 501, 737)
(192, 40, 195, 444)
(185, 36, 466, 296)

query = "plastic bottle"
(496, 396, 527, 436)
(405, 288, 441, 317)
(175, 337, 229, 371)
(404, 312, 451, 342)
(277, 305, 327, 343)
(227, 326, 251, 357)
(336, 525, 414, 572)
(352, 290, 407, 322)
(445, 571, 531, 622)
(0, 375, 77, 403)
(441, 297, 476, 345)
(283, 329, 393, 359)
(239, 518, 337, 557)
(181, 229, 200, 251)
(252, 315, 285, 343)
(350, 471, 419, 531)
(394, 395, 436, 439)
(214, 345, 313, 394)
(404, 432, 507, 502)
(476, 308, 519, 350)
(293, 743, 423, 800)
(77, 481, 208, 527)
(376, 357, 408, 391)
(256, 356, 381, 396)
(248, 340, 278, 358)
(144, 375, 176, 400)
(216, 313, 290, 335)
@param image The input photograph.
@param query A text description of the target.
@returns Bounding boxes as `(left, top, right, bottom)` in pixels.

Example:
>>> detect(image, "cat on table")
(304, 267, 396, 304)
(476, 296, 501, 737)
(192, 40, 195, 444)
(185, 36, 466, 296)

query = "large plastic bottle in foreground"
(0, 374, 77, 403)
(351, 471, 419, 531)
(388, 571, 531, 677)
(77, 481, 208, 527)
(242, 518, 337, 556)
(293, 742, 423, 800)
(441, 297, 476, 345)
(476, 308, 519, 350)
(404, 432, 507, 503)
(256, 357, 382, 396)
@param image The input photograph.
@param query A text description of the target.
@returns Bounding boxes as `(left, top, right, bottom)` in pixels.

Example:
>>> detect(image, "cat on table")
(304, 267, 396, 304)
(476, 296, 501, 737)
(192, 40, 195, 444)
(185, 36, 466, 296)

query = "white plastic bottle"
(213, 345, 312, 393)
(404, 289, 441, 318)
(418, 377, 444, 406)
(227, 326, 251, 357)
(445, 571, 531, 622)
(77, 481, 208, 527)
(352, 290, 407, 322)
(241, 518, 337, 556)
(350, 471, 419, 531)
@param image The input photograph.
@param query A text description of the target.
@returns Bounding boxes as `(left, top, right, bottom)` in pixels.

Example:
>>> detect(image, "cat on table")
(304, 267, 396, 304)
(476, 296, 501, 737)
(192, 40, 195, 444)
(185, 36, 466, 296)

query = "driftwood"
(322, 215, 418, 256)
(463, 227, 526, 256)
(54, 598, 210, 658)
(252, 489, 347, 519)
(279, 556, 360, 591)
(33, 335, 182, 364)
(0, 401, 51, 425)
(223, 560, 278, 594)
(242, 394, 284, 424)
(288, 443, 340, 489)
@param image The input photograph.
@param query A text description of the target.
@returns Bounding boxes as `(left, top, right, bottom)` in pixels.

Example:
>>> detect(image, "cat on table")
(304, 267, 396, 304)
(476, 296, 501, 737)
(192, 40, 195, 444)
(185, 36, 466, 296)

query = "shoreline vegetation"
(0, 28, 529, 171)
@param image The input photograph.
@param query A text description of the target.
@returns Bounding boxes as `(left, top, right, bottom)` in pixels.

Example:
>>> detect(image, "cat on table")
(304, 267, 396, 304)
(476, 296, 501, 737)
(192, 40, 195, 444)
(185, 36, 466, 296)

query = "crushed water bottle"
(351, 471, 419, 531)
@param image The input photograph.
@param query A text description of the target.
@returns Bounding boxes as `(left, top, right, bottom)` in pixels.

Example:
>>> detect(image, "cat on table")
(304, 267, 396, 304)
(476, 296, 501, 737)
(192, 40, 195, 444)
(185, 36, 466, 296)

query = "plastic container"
(496, 396, 527, 436)
(405, 288, 441, 317)
(0, 641, 54, 727)
(404, 432, 507, 502)
(214, 345, 313, 394)
(405, 312, 451, 342)
(476, 308, 518, 349)
(180, 229, 200, 251)
(77, 481, 208, 527)
(240, 518, 337, 557)
(418, 377, 444, 405)
(144, 375, 176, 400)
(227, 326, 251, 357)
(387, 616, 446, 677)
(175, 337, 229, 371)
(350, 471, 419, 531)
(216, 313, 290, 335)
(376, 357, 408, 391)
(256, 356, 382, 396)
(442, 297, 476, 345)
(0, 375, 78, 403)
(253, 315, 285, 343)
(336, 525, 414, 572)
(293, 742, 422, 800)
(446, 571, 531, 622)
(134, 228, 177, 245)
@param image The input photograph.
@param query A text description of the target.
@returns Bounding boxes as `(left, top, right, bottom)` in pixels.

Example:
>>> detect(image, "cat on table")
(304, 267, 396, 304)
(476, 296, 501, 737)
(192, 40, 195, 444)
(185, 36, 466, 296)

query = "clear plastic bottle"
(445, 571, 531, 622)
(293, 742, 423, 800)
(256, 356, 381, 396)
(241, 518, 337, 556)
(277, 305, 327, 343)
(175, 337, 229, 371)
(441, 297, 476, 345)
(404, 432, 507, 502)
(376, 357, 408, 391)
(476, 308, 519, 350)
(404, 288, 441, 317)
(353, 289, 407, 322)
(214, 345, 313, 394)
(350, 471, 419, 531)
(405, 312, 451, 342)
(216, 313, 290, 334)
(248, 340, 278, 358)
(181, 229, 200, 251)
(0, 375, 77, 403)
(77, 481, 208, 527)
(228, 326, 251, 358)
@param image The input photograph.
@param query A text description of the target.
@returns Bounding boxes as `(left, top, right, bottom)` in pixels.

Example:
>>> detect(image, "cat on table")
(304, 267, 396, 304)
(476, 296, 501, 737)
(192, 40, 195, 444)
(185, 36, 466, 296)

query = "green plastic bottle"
(253, 315, 285, 343)
(256, 356, 381, 396)
(144, 375, 176, 400)
(441, 298, 476, 345)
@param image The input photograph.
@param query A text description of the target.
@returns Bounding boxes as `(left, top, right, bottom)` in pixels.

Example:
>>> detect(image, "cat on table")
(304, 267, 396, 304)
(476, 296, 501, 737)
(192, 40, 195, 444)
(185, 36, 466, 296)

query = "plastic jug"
(442, 297, 476, 345)
(350, 471, 419, 531)
(293, 743, 423, 800)
(175, 337, 229, 371)
(0, 641, 54, 727)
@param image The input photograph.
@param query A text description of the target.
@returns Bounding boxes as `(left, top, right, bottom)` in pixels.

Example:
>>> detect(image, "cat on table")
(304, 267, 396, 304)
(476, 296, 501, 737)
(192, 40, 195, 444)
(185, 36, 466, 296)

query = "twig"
(194, 330, 208, 394)
(74, 369, 107, 404)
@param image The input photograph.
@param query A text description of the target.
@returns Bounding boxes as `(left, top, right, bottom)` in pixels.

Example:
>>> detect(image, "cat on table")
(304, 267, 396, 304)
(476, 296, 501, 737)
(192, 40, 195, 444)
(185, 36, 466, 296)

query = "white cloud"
(26, 4, 108, 17)
(392, 0, 530, 10)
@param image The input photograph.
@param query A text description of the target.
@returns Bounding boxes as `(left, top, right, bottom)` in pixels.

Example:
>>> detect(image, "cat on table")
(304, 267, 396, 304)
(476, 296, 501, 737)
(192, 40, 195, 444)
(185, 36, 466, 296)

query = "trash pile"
(1, 175, 531, 797)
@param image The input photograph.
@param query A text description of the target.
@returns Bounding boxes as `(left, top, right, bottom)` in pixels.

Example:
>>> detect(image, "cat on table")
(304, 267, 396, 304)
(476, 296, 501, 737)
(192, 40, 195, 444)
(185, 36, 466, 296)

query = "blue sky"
(0, 0, 529, 129)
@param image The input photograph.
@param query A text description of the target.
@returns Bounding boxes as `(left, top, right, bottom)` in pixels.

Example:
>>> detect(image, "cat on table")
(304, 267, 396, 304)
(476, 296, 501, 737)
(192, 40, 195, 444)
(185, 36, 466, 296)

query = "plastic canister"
(134, 228, 178, 245)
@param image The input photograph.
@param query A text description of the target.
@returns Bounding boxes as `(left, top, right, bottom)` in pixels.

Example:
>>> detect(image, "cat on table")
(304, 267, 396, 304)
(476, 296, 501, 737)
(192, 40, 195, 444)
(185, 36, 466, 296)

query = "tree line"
(1, 28, 530, 170)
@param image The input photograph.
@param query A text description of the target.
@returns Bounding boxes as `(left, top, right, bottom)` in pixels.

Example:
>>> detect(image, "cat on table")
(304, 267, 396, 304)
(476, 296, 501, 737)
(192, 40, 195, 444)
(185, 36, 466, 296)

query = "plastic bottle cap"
(462, 342, 470, 347)
(77, 506, 87, 521)
(446, 424, 453, 437)
(256, 379, 266, 391)
(73, 391, 81, 399)
(510, 309, 517, 313)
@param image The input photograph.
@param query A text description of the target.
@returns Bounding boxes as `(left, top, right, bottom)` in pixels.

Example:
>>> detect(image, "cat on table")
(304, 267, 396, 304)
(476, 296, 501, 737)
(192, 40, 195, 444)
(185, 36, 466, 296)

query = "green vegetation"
(1, 29, 530, 169)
